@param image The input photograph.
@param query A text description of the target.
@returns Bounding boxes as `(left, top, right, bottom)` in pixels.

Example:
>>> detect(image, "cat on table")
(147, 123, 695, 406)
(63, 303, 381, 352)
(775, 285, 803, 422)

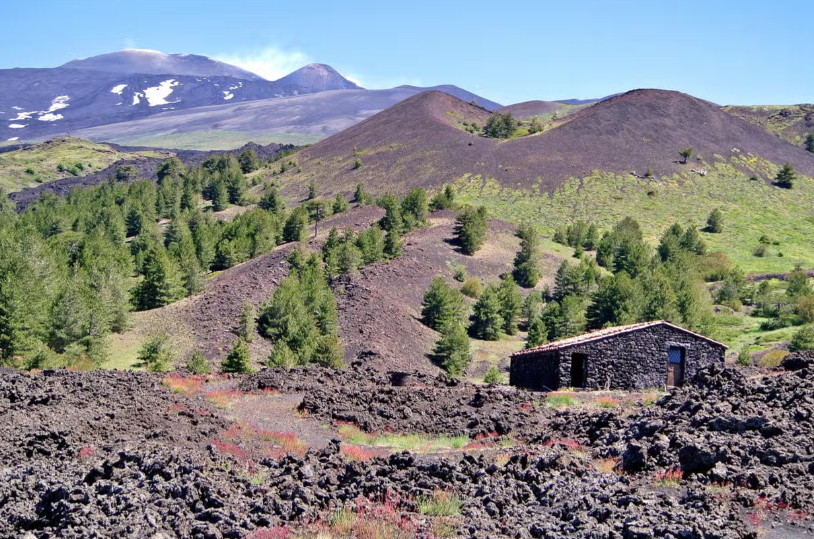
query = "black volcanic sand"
(1, 362, 814, 538)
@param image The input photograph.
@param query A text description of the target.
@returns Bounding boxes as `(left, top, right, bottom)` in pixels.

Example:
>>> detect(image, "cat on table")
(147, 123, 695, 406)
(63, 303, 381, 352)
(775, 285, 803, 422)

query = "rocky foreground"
(0, 358, 813, 538)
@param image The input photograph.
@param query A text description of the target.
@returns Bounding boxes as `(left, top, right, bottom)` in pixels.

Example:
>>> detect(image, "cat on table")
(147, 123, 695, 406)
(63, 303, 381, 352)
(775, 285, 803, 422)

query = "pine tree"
(222, 337, 252, 373)
(679, 147, 694, 164)
(313, 335, 344, 368)
(454, 205, 488, 255)
(526, 317, 548, 348)
(583, 224, 598, 250)
(239, 302, 256, 342)
(470, 284, 504, 340)
(377, 193, 403, 232)
(283, 207, 309, 243)
(806, 133, 814, 153)
(498, 274, 522, 335)
(356, 226, 385, 265)
(137, 332, 173, 372)
(238, 148, 259, 173)
(307, 179, 318, 200)
(133, 245, 182, 310)
(259, 183, 285, 214)
(513, 224, 542, 287)
(268, 341, 298, 368)
(337, 240, 361, 275)
(483, 365, 504, 384)
(354, 183, 371, 205)
(430, 184, 456, 210)
(384, 227, 403, 259)
(421, 276, 467, 331)
(706, 208, 723, 233)
(775, 163, 796, 189)
(332, 193, 349, 214)
(434, 322, 470, 376)
(586, 272, 640, 329)
(186, 350, 211, 374)
(401, 188, 428, 230)
(211, 179, 230, 211)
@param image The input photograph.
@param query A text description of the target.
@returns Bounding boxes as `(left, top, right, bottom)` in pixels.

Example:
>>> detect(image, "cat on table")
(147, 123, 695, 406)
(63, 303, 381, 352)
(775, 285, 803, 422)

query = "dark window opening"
(570, 353, 587, 387)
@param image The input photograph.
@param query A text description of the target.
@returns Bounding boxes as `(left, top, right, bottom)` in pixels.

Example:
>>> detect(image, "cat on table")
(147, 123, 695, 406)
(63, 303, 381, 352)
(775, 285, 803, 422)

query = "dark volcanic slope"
(275, 63, 361, 91)
(287, 89, 814, 198)
(61, 49, 263, 80)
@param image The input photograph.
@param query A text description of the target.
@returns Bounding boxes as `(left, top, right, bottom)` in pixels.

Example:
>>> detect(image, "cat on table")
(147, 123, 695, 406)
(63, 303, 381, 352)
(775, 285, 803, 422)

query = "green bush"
(186, 350, 211, 374)
(736, 348, 752, 367)
(461, 277, 482, 298)
(483, 365, 504, 384)
(138, 333, 174, 372)
(789, 326, 814, 352)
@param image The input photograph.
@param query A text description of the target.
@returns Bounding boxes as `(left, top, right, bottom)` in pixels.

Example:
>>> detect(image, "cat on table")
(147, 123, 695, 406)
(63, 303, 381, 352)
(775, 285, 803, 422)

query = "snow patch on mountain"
(143, 80, 180, 106)
(38, 113, 63, 122)
(12, 111, 35, 121)
(7, 137, 19, 141)
(8, 124, 26, 128)
(48, 96, 70, 112)
(111, 84, 128, 95)
(223, 91, 234, 100)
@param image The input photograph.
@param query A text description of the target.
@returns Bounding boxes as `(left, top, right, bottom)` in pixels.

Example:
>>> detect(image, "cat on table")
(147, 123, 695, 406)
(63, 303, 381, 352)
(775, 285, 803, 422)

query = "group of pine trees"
(528, 216, 716, 348)
(0, 147, 358, 369)
(258, 249, 343, 369)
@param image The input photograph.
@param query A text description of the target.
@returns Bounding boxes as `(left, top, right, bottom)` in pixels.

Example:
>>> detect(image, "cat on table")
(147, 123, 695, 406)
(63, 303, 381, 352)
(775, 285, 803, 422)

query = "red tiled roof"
(512, 320, 727, 357)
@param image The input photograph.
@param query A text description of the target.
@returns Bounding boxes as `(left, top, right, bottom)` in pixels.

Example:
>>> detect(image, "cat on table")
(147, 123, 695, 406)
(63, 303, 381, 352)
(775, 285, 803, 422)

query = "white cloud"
(214, 47, 312, 81)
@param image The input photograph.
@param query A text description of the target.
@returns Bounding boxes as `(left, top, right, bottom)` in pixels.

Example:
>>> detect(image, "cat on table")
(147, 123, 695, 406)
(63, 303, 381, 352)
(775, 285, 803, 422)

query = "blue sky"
(2, 0, 812, 105)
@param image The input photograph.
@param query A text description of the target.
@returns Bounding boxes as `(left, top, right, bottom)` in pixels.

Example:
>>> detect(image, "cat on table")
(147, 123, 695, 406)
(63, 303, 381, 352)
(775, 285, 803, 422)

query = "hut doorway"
(570, 353, 587, 387)
(667, 346, 685, 387)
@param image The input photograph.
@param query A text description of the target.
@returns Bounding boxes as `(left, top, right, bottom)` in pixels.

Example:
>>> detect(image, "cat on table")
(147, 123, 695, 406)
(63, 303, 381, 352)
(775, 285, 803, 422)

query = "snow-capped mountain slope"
(61, 49, 263, 80)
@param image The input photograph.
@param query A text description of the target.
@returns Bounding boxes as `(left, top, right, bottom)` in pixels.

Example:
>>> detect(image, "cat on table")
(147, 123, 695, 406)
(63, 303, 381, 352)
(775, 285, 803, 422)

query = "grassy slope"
(724, 104, 813, 149)
(0, 137, 168, 191)
(108, 131, 322, 151)
(454, 157, 814, 274)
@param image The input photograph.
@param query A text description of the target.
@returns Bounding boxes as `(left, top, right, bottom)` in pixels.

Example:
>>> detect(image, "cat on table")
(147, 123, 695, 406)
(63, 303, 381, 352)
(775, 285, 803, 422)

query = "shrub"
(789, 326, 814, 352)
(736, 348, 752, 367)
(450, 262, 467, 282)
(545, 394, 575, 408)
(753, 244, 768, 257)
(417, 490, 462, 516)
(353, 158, 363, 169)
(483, 365, 504, 384)
(186, 350, 211, 374)
(654, 467, 683, 487)
(759, 350, 790, 367)
(774, 163, 796, 189)
(137, 333, 173, 372)
(221, 337, 253, 373)
(461, 277, 482, 298)
(706, 208, 723, 233)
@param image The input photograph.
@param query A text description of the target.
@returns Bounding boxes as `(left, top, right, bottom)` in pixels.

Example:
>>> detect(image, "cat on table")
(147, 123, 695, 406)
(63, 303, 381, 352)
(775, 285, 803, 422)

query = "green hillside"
(454, 156, 814, 274)
(0, 137, 169, 191)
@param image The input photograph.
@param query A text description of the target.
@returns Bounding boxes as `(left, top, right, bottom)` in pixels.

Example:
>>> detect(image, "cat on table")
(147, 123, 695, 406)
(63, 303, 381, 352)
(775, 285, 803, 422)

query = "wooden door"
(667, 346, 685, 387)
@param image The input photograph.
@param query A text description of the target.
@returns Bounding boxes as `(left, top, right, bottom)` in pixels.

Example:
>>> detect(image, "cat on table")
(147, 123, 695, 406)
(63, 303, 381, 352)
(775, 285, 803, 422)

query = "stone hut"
(510, 321, 726, 391)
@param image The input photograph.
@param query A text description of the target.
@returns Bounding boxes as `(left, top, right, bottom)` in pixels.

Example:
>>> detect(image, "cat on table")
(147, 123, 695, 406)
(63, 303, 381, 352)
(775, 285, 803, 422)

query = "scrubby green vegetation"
(453, 159, 814, 273)
(0, 137, 169, 191)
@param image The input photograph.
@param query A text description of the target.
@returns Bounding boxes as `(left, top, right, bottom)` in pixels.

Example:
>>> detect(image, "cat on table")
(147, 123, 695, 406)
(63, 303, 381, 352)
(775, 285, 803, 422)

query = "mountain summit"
(274, 63, 361, 91)
(61, 49, 263, 80)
